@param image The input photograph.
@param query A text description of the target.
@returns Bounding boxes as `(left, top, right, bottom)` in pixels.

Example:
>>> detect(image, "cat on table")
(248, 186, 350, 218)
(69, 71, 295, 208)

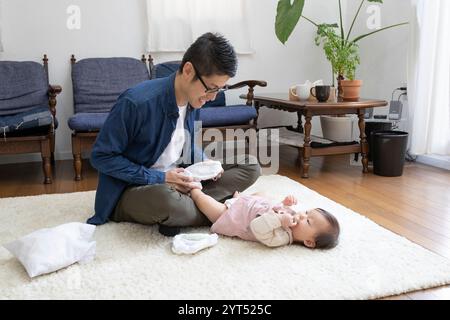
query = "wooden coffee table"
(241, 93, 388, 178)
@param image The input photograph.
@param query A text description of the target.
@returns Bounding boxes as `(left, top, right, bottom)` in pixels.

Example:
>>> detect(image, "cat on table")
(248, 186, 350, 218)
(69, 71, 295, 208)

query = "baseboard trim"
(416, 154, 450, 171)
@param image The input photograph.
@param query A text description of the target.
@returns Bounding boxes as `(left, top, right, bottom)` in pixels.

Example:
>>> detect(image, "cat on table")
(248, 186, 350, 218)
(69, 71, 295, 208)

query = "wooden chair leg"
(72, 134, 82, 181)
(297, 148, 303, 167)
(40, 139, 52, 184)
(51, 133, 56, 164)
(74, 154, 82, 181)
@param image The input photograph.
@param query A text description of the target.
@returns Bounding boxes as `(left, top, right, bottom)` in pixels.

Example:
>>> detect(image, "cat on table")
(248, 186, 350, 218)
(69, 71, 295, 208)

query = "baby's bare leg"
(190, 189, 228, 223)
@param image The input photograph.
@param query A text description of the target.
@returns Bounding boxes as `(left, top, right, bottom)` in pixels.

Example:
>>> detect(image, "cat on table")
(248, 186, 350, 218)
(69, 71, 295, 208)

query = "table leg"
(358, 111, 369, 173)
(302, 113, 312, 178)
(297, 111, 303, 133)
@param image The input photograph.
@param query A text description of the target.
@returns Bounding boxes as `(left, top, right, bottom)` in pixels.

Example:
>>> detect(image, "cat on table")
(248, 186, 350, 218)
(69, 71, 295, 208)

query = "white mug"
(295, 84, 311, 101)
(289, 80, 312, 101)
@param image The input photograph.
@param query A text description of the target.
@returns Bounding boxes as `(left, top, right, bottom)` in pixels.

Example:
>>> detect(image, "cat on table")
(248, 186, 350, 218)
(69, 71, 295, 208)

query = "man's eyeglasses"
(191, 62, 229, 94)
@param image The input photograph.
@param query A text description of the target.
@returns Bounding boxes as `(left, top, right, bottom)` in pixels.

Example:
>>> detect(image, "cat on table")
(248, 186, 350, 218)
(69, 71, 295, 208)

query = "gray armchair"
(0, 55, 61, 184)
(68, 55, 150, 180)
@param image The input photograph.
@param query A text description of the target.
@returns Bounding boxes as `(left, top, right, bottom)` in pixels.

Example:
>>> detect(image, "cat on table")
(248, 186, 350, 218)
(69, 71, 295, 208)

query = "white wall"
(345, 0, 410, 115)
(0, 0, 410, 164)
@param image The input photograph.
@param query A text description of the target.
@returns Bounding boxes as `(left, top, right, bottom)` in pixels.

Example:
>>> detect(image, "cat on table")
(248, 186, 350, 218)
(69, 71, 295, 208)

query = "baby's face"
(291, 209, 331, 247)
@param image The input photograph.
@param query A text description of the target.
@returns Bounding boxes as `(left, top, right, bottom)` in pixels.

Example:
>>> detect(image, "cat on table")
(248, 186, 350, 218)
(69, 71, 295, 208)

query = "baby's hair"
(313, 208, 340, 249)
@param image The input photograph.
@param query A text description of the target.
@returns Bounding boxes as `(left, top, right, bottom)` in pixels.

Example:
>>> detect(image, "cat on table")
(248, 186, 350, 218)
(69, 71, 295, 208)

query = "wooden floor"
(1, 146, 449, 300)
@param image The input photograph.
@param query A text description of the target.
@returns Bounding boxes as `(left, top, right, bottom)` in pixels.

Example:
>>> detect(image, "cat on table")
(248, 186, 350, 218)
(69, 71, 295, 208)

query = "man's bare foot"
(233, 191, 240, 198)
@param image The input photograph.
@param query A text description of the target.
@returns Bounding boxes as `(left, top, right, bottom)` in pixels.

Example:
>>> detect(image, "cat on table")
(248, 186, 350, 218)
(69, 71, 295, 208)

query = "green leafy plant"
(315, 24, 359, 80)
(275, 0, 408, 82)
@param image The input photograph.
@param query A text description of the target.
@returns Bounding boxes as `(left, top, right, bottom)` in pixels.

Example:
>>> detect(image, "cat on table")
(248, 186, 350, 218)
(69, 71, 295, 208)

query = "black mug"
(310, 85, 331, 102)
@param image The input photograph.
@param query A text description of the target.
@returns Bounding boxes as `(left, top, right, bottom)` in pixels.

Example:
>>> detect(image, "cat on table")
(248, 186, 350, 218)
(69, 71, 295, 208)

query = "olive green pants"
(111, 156, 261, 227)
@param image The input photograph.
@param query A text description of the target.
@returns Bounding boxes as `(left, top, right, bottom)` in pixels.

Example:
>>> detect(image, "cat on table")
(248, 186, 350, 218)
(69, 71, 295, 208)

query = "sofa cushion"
(0, 106, 53, 137)
(199, 105, 257, 127)
(68, 112, 109, 132)
(2, 118, 58, 138)
(151, 61, 180, 79)
(72, 58, 150, 114)
(203, 92, 225, 108)
(0, 61, 48, 116)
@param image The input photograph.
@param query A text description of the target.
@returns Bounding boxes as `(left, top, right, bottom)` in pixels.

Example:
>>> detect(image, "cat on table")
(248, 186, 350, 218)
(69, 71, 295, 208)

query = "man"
(87, 32, 261, 235)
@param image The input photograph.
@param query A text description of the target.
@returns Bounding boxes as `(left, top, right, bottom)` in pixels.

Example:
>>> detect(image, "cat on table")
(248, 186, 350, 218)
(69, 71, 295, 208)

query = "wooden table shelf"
(241, 93, 388, 178)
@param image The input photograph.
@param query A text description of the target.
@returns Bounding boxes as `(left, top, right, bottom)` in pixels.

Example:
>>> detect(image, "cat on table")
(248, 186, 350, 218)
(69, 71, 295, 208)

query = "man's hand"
(282, 195, 298, 207)
(165, 168, 201, 194)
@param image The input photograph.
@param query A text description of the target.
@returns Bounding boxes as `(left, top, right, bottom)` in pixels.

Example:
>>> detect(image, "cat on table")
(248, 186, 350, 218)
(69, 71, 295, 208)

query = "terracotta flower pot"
(341, 80, 363, 101)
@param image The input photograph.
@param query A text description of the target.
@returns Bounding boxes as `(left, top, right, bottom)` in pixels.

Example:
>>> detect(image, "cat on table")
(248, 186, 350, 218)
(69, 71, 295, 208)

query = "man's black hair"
(179, 32, 237, 78)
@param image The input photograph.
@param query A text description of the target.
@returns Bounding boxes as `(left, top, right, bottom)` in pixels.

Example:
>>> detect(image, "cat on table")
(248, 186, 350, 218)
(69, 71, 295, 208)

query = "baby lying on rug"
(190, 189, 340, 249)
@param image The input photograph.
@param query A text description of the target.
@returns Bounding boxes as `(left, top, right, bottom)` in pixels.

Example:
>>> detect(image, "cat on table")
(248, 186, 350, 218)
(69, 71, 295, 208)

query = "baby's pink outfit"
(210, 195, 293, 247)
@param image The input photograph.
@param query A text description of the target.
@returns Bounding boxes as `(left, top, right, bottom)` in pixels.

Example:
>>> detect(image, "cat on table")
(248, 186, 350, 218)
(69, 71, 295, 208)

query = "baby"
(190, 189, 340, 249)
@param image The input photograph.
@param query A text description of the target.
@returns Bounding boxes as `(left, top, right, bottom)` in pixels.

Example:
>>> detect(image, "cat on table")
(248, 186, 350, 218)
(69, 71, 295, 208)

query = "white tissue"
(184, 161, 223, 181)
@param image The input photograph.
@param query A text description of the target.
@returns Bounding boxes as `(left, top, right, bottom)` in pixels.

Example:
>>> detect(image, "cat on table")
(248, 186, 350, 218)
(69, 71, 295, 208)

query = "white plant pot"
(320, 115, 357, 142)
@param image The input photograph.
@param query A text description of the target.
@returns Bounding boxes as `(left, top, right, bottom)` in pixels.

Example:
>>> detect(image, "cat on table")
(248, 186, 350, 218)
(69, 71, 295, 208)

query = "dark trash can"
(372, 131, 408, 177)
(366, 121, 393, 161)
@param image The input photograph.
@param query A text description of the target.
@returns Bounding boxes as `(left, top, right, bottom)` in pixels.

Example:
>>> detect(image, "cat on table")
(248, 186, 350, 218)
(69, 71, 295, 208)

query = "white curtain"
(146, 0, 253, 54)
(407, 0, 450, 155)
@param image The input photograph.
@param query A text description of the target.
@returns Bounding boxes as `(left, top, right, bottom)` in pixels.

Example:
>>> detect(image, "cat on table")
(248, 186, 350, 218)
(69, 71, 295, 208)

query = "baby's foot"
(233, 191, 240, 198)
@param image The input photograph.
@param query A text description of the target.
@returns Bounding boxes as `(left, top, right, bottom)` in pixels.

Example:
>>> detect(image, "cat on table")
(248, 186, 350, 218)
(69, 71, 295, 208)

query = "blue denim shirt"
(87, 72, 205, 225)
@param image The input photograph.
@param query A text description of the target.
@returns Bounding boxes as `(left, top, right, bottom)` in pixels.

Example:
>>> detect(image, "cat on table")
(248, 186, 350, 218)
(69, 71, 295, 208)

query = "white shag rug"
(1, 175, 450, 300)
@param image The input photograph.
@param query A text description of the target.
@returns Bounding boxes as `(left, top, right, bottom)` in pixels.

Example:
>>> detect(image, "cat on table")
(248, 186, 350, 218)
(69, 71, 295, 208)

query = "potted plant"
(275, 0, 408, 101)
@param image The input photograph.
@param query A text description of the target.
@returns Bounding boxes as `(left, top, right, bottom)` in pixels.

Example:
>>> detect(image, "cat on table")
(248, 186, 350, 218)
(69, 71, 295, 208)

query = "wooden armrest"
(229, 80, 268, 106)
(228, 80, 267, 90)
(48, 85, 62, 95)
(48, 85, 62, 117)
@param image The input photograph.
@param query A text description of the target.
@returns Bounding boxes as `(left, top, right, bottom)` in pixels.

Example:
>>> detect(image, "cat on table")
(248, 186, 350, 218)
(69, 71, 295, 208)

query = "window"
(146, 0, 253, 54)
